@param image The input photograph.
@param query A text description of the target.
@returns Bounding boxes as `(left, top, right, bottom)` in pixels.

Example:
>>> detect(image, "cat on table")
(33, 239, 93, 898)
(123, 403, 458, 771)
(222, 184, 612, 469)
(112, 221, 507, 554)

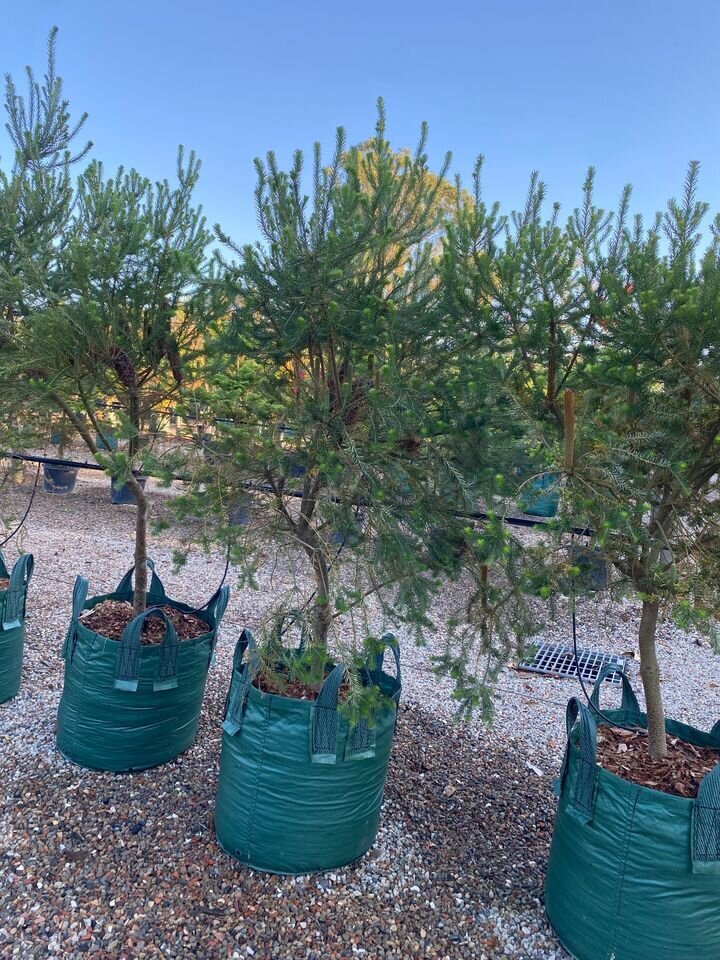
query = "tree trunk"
(638, 597, 666, 760)
(129, 477, 148, 616)
(311, 550, 331, 646)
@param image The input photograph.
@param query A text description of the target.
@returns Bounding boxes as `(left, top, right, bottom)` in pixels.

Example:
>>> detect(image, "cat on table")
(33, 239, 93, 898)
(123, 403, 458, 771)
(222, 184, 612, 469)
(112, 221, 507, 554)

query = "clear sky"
(2, 0, 719, 246)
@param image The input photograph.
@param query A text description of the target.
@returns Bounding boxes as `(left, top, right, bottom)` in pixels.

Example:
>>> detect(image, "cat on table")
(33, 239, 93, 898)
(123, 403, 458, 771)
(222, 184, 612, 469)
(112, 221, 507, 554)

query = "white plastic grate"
(518, 641, 626, 685)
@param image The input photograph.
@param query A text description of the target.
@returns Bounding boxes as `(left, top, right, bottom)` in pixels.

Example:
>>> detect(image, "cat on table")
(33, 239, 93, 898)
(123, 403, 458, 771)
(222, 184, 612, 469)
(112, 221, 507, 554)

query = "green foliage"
(177, 102, 532, 709)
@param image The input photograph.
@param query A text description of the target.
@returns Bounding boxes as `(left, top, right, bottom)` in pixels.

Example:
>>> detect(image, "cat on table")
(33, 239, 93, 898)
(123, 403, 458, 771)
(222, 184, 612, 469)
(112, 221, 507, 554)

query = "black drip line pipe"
(1, 449, 594, 538)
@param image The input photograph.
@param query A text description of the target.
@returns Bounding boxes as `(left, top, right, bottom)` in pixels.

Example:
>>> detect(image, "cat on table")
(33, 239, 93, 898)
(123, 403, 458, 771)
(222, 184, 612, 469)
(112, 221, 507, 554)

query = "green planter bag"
(518, 472, 560, 517)
(215, 629, 401, 874)
(56, 562, 229, 772)
(0, 552, 34, 704)
(546, 667, 720, 960)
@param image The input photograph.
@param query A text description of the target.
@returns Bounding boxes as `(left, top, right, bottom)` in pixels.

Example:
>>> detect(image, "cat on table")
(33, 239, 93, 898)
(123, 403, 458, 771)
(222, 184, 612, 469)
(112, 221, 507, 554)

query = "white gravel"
(2, 467, 718, 958)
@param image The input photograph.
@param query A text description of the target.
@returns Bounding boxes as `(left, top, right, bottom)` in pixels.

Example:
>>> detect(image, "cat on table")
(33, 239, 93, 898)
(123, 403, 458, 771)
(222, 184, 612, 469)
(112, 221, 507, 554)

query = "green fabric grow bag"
(518, 472, 560, 517)
(0, 552, 34, 704)
(215, 629, 401, 874)
(545, 667, 720, 960)
(56, 561, 229, 772)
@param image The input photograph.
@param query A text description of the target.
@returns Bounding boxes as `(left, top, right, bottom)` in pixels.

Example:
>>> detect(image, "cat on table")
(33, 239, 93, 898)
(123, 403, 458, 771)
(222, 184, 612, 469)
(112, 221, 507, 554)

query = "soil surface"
(596, 724, 720, 797)
(80, 600, 209, 644)
(0, 577, 8, 590)
(254, 669, 350, 702)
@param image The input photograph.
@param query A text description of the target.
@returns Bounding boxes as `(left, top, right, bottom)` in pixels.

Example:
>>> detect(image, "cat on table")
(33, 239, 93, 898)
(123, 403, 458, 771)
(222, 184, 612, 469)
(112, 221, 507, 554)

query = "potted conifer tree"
(0, 148, 230, 771)
(185, 104, 491, 873)
(542, 165, 720, 960)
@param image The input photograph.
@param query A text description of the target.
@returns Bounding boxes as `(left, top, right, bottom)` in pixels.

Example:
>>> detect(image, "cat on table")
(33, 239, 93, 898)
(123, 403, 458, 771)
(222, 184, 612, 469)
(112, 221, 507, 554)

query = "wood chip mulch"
(253, 671, 350, 702)
(80, 600, 209, 644)
(596, 724, 720, 798)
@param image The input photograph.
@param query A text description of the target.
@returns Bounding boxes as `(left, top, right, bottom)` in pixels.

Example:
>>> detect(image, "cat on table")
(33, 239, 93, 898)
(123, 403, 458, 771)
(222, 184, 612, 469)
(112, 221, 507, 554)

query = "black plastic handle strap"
(115, 608, 179, 693)
(311, 663, 347, 764)
(62, 575, 89, 663)
(222, 629, 261, 736)
(115, 559, 167, 604)
(589, 664, 640, 715)
(368, 633, 401, 689)
(563, 697, 599, 824)
(2, 553, 34, 630)
(692, 763, 720, 874)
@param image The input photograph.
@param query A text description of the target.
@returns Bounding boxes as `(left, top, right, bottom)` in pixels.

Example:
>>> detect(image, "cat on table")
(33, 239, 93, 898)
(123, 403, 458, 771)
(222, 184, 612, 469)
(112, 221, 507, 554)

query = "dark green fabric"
(215, 629, 401, 874)
(56, 561, 229, 772)
(518, 473, 560, 517)
(0, 552, 34, 704)
(546, 672, 720, 960)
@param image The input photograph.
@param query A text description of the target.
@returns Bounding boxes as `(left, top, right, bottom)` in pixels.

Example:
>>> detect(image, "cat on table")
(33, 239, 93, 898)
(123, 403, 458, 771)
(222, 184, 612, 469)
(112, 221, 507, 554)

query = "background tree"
(0, 150, 223, 612)
(0, 27, 91, 458)
(563, 162, 720, 759)
(440, 163, 628, 493)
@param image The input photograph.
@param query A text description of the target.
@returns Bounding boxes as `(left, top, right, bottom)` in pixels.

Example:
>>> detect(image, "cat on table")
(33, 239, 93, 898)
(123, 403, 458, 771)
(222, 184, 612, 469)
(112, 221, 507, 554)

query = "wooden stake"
(564, 389, 575, 473)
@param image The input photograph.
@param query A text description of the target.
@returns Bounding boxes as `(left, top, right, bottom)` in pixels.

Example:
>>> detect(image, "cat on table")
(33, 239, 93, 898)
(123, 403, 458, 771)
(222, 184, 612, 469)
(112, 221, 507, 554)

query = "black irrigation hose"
(0, 462, 41, 548)
(3, 449, 596, 536)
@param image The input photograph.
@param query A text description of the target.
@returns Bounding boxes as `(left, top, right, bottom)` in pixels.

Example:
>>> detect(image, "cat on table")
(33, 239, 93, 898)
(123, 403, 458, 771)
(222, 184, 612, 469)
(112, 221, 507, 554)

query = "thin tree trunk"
(638, 597, 666, 760)
(128, 477, 148, 615)
(311, 549, 331, 648)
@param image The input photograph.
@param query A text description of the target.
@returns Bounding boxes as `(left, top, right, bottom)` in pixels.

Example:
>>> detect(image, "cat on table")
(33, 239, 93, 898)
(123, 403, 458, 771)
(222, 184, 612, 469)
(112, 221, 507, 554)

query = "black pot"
(568, 544, 610, 591)
(43, 464, 79, 495)
(110, 476, 147, 505)
(228, 498, 252, 526)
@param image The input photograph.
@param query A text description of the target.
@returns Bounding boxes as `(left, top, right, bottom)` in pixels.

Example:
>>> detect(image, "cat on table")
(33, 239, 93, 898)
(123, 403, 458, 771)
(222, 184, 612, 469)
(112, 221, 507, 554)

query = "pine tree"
(0, 27, 91, 452)
(1, 150, 223, 612)
(183, 102, 516, 702)
(565, 162, 720, 759)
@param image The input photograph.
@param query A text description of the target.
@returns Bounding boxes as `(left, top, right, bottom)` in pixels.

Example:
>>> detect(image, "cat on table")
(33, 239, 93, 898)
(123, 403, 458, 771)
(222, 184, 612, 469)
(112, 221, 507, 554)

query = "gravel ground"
(1, 469, 719, 959)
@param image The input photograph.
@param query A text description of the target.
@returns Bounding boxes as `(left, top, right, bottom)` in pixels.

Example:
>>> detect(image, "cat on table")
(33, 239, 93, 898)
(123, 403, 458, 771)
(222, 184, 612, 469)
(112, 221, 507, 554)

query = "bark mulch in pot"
(253, 669, 350, 702)
(596, 724, 719, 798)
(80, 600, 209, 644)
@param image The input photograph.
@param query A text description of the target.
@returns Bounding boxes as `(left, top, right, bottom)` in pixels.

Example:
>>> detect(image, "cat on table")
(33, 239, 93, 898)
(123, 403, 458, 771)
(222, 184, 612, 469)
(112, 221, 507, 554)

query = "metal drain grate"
(518, 641, 627, 685)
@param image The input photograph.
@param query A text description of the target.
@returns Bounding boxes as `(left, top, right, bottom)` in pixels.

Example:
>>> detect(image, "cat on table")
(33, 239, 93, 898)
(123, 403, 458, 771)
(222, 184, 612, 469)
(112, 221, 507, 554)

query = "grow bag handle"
(62, 575, 90, 663)
(115, 559, 167, 605)
(692, 763, 720, 874)
(222, 628, 261, 736)
(273, 609, 310, 653)
(115, 607, 179, 693)
(561, 697, 599, 824)
(2, 553, 34, 630)
(199, 584, 230, 666)
(589, 665, 640, 715)
(367, 633, 401, 688)
(201, 584, 230, 628)
(311, 663, 348, 764)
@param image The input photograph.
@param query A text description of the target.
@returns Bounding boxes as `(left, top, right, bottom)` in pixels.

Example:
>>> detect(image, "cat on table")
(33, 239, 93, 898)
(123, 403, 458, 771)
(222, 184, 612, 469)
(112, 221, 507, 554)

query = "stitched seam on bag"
(67, 631, 100, 747)
(608, 786, 639, 958)
(244, 698, 271, 863)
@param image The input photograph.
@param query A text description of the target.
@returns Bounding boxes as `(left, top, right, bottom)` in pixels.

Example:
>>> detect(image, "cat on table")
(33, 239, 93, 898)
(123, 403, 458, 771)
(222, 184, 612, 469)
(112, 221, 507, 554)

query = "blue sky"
(2, 1, 719, 246)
